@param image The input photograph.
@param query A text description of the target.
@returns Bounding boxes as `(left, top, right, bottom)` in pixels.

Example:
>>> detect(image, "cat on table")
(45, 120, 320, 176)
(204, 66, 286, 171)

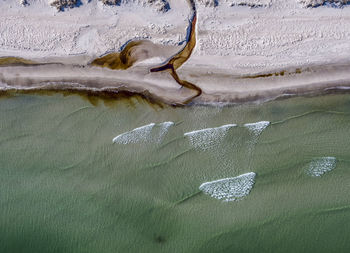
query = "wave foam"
(244, 121, 270, 136)
(113, 121, 174, 144)
(113, 123, 155, 144)
(157, 121, 174, 142)
(199, 172, 256, 201)
(307, 157, 337, 177)
(184, 124, 237, 150)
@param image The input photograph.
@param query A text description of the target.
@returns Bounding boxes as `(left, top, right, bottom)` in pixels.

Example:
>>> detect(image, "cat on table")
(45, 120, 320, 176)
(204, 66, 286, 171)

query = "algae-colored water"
(0, 93, 349, 253)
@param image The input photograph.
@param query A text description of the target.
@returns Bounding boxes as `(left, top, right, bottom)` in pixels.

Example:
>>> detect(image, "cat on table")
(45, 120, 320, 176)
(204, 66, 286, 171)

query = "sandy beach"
(1, 2, 350, 252)
(1, 0, 350, 105)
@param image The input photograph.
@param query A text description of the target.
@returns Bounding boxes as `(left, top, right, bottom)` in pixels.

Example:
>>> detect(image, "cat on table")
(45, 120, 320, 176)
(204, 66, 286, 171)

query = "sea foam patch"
(113, 121, 174, 144)
(156, 121, 175, 142)
(244, 121, 270, 136)
(113, 123, 155, 144)
(307, 157, 337, 177)
(184, 124, 237, 150)
(199, 172, 256, 202)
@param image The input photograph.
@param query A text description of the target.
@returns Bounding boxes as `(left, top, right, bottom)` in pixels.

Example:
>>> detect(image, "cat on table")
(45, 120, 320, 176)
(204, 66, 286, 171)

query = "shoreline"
(1, 0, 350, 106)
(1, 59, 350, 106)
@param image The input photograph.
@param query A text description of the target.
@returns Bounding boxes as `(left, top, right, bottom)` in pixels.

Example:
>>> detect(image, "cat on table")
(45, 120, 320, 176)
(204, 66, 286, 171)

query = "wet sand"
(1, 0, 350, 106)
(1, 58, 350, 106)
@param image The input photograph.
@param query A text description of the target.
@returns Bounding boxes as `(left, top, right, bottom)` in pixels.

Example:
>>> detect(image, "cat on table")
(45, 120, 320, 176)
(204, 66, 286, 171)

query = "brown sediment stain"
(151, 2, 197, 71)
(241, 69, 305, 79)
(90, 0, 201, 105)
(0, 57, 38, 66)
(168, 66, 202, 104)
(150, 0, 202, 104)
(242, 70, 285, 79)
(90, 40, 147, 70)
(0, 88, 165, 109)
(0, 0, 202, 106)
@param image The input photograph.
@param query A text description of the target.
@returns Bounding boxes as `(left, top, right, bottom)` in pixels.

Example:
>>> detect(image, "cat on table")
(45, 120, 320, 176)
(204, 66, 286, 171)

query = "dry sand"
(1, 0, 350, 105)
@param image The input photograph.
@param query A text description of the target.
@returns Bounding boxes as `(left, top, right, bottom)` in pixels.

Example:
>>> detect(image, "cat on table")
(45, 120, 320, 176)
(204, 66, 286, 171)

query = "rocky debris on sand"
(198, 0, 218, 7)
(298, 0, 350, 7)
(49, 0, 79, 11)
(99, 0, 170, 12)
(20, 0, 28, 6)
(100, 0, 119, 4)
(225, 0, 272, 7)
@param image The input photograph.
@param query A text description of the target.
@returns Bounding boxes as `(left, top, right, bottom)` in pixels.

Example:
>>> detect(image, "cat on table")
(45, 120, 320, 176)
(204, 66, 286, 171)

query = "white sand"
(1, 0, 350, 104)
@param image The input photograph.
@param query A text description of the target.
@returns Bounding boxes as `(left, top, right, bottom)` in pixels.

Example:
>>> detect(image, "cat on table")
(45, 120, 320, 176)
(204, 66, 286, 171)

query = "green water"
(0, 93, 349, 253)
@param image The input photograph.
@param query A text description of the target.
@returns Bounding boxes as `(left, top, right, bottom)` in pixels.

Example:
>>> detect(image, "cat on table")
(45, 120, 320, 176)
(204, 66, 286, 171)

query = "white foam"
(326, 86, 350, 91)
(156, 121, 175, 142)
(113, 123, 155, 144)
(199, 172, 256, 202)
(113, 121, 174, 144)
(307, 157, 337, 177)
(184, 124, 237, 150)
(244, 121, 270, 136)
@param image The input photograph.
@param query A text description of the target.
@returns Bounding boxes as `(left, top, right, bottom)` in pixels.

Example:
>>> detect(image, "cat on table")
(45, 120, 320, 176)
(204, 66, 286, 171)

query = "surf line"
(150, 0, 202, 105)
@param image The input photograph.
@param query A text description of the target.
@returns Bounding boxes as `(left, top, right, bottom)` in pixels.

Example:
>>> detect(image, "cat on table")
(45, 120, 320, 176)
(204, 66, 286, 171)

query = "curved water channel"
(0, 0, 202, 105)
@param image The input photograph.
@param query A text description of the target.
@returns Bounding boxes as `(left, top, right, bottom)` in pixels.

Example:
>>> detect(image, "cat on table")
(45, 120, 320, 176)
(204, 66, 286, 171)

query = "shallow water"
(0, 93, 349, 252)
